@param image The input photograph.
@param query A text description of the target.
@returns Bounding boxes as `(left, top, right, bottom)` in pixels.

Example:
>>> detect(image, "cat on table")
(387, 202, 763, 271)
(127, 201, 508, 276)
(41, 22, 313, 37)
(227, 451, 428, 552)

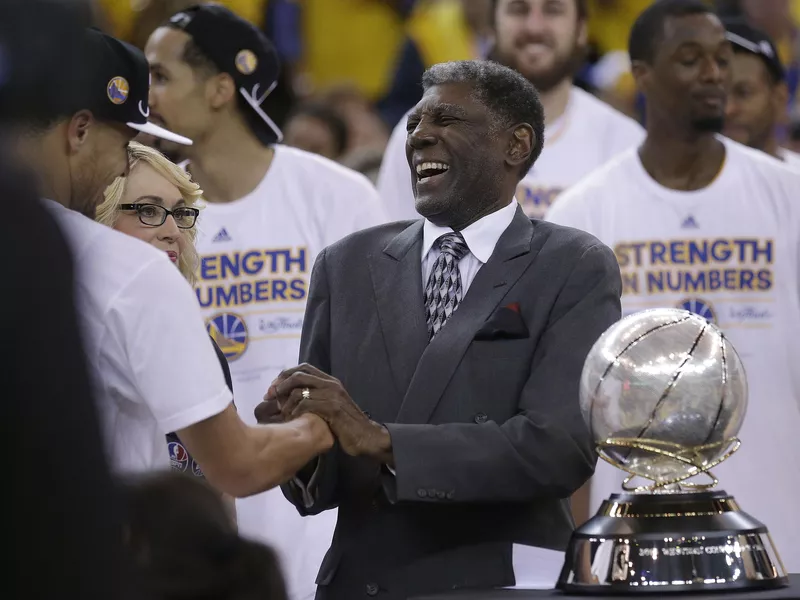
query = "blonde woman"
(98, 142, 232, 479)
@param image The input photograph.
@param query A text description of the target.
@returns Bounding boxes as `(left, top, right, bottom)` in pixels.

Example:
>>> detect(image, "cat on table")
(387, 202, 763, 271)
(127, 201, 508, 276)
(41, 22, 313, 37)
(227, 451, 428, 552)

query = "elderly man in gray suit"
(256, 60, 622, 600)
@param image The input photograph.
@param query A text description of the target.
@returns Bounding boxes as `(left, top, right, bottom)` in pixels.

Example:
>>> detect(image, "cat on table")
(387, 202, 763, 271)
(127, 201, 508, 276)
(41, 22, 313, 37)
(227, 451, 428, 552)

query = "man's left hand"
(267, 363, 393, 463)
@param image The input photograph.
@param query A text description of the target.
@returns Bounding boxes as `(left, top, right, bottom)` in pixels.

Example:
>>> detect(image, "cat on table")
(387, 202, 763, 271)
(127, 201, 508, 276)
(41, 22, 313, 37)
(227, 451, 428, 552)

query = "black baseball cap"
(723, 19, 785, 83)
(85, 28, 191, 145)
(167, 3, 283, 142)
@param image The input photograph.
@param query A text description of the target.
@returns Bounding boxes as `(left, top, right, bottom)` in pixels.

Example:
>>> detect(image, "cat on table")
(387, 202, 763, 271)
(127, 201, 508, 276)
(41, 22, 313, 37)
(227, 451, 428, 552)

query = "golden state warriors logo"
(235, 49, 258, 75)
(107, 76, 129, 105)
(207, 312, 248, 361)
(678, 298, 716, 323)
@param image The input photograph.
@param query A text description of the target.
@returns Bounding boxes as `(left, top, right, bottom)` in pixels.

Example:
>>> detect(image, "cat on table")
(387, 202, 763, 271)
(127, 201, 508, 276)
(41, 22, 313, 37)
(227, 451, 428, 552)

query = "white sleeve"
(109, 258, 233, 433)
(544, 187, 593, 232)
(353, 178, 389, 231)
(606, 117, 645, 158)
(376, 115, 419, 222)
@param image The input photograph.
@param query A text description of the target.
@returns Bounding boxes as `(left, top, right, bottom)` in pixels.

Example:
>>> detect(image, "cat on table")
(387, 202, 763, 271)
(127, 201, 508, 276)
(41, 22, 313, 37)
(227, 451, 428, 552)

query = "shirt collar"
(422, 199, 517, 264)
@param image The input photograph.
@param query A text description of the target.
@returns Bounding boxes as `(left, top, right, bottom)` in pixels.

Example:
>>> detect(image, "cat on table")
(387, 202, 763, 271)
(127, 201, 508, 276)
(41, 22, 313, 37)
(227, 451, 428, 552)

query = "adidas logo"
(212, 227, 231, 242)
(681, 215, 699, 229)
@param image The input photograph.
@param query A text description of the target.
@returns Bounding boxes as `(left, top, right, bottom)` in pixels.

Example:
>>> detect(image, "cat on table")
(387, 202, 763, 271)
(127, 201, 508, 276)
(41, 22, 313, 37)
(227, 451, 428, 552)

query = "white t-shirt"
(546, 137, 800, 571)
(779, 147, 800, 170)
(376, 86, 644, 221)
(191, 144, 386, 600)
(44, 201, 232, 473)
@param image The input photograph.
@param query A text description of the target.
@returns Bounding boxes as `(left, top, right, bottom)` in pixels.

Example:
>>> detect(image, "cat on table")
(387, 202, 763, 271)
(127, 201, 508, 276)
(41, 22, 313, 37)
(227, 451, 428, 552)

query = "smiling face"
(405, 82, 516, 228)
(491, 0, 587, 92)
(114, 162, 190, 264)
(635, 13, 733, 134)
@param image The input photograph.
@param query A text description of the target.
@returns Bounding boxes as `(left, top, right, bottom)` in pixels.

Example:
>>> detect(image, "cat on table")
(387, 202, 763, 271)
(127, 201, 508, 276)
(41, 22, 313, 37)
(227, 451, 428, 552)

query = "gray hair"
(421, 60, 545, 174)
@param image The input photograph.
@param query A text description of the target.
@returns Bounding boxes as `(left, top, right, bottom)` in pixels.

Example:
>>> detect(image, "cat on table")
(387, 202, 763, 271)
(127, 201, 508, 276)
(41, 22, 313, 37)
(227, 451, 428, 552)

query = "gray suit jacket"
(282, 207, 622, 600)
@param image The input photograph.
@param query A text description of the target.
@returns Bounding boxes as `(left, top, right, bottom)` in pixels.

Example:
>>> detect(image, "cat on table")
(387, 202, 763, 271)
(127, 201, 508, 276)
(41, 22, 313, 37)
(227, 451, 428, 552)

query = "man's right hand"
(254, 397, 334, 453)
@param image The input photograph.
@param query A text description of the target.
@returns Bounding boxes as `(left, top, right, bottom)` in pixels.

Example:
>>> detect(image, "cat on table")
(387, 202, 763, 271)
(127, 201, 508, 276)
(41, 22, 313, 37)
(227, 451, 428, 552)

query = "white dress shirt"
(422, 199, 564, 589)
(421, 199, 517, 291)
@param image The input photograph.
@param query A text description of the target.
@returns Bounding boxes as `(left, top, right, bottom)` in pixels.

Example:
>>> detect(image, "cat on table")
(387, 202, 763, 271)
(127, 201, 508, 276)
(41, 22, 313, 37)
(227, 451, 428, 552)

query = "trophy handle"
(596, 437, 741, 492)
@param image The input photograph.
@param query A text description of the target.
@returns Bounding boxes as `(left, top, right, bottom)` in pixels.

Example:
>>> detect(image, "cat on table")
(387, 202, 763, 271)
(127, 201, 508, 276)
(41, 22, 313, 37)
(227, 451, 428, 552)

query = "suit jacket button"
(428, 489, 437, 498)
(446, 491, 455, 500)
(417, 488, 427, 498)
(474, 412, 488, 424)
(436, 490, 446, 499)
(366, 583, 379, 596)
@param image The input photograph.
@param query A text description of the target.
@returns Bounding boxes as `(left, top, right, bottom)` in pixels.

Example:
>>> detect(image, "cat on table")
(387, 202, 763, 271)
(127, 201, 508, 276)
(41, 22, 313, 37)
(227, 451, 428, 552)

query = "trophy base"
(557, 490, 788, 595)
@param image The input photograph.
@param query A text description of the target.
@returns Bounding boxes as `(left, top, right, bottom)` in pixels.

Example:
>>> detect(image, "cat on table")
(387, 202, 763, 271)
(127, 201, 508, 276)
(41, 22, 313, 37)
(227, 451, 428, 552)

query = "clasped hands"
(255, 363, 394, 464)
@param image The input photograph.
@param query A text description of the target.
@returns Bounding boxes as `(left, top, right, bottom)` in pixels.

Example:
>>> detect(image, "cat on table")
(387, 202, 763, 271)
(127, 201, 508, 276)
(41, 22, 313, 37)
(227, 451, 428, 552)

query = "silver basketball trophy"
(557, 308, 788, 594)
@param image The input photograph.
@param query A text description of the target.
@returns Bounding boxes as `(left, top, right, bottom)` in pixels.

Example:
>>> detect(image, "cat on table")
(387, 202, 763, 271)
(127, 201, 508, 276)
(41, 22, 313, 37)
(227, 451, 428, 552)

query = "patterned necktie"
(424, 232, 469, 339)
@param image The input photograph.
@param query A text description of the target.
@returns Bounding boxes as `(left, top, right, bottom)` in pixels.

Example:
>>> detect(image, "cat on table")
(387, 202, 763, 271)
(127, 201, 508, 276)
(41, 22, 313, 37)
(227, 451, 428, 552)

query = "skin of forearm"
(179, 409, 333, 498)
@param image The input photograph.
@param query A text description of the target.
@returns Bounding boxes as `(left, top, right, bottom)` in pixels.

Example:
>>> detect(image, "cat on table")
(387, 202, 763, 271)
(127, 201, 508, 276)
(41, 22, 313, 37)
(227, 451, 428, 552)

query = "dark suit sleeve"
(281, 248, 341, 515)
(385, 243, 622, 504)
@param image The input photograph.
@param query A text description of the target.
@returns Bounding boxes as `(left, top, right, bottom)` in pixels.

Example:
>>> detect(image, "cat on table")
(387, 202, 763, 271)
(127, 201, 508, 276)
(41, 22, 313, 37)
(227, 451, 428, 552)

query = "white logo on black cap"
(760, 41, 774, 57)
(170, 12, 192, 28)
(139, 100, 150, 118)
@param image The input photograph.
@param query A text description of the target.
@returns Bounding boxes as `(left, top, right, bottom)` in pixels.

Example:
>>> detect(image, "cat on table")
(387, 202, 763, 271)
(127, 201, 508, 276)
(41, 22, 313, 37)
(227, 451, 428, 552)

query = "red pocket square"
(475, 304, 529, 340)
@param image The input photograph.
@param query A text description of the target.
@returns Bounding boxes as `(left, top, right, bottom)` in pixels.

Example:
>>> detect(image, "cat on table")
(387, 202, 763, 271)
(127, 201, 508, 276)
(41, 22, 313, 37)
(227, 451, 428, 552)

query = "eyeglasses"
(119, 203, 199, 229)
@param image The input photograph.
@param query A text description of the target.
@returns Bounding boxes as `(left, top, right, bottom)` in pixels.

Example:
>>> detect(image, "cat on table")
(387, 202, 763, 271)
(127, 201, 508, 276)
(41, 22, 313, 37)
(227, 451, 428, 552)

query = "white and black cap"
(85, 28, 192, 145)
(167, 3, 283, 143)
(723, 19, 785, 83)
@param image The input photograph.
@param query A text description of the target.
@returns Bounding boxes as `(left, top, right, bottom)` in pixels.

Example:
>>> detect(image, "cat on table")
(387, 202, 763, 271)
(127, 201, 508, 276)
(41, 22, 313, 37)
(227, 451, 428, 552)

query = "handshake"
(255, 363, 394, 464)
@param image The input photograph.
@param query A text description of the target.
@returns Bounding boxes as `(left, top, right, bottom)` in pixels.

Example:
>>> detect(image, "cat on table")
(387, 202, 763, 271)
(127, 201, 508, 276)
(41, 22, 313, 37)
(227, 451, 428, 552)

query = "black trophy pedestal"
(557, 490, 788, 594)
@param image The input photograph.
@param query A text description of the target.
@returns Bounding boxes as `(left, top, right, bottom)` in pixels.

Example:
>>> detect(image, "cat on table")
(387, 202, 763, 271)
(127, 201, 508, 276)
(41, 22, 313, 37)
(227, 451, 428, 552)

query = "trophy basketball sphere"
(557, 308, 788, 594)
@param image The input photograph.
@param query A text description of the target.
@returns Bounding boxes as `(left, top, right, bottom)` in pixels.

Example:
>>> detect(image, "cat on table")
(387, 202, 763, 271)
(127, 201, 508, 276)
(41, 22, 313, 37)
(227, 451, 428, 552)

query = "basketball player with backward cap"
(10, 24, 335, 501)
(547, 0, 800, 571)
(377, 0, 645, 222)
(144, 5, 387, 599)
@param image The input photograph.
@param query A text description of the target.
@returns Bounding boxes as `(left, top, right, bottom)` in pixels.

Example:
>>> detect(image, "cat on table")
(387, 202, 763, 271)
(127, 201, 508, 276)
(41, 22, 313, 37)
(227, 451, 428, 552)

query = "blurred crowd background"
(82, 0, 800, 180)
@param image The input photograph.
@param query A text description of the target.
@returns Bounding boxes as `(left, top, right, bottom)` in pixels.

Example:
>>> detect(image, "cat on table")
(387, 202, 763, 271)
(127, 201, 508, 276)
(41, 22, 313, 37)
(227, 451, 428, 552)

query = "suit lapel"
(369, 221, 429, 402)
(395, 207, 539, 424)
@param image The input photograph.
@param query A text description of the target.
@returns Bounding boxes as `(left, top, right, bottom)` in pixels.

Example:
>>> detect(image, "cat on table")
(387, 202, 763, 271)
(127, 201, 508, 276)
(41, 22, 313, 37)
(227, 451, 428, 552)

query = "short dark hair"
(629, 0, 714, 64)
(422, 60, 545, 175)
(170, 26, 274, 146)
(124, 473, 288, 600)
(181, 36, 218, 78)
(287, 102, 349, 156)
(491, 0, 588, 22)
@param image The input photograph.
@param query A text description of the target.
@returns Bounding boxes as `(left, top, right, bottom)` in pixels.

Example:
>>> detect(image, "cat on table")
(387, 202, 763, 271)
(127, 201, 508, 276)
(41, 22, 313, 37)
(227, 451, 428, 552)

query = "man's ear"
(577, 18, 589, 48)
(207, 72, 237, 111)
(631, 60, 650, 95)
(773, 81, 790, 127)
(66, 110, 94, 154)
(507, 123, 534, 170)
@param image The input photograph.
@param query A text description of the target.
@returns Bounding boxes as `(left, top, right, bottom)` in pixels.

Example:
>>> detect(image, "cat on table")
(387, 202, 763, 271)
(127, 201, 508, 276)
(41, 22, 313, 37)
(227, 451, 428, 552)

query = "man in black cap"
(10, 25, 334, 500)
(13, 27, 191, 217)
(2, 3, 134, 595)
(722, 19, 800, 167)
(145, 6, 386, 598)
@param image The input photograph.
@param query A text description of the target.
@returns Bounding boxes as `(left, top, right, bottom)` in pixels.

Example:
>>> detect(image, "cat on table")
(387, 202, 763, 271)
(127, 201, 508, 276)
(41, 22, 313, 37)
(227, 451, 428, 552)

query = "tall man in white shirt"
(11, 27, 333, 496)
(547, 0, 800, 571)
(144, 6, 386, 598)
(377, 0, 644, 221)
(722, 19, 800, 167)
